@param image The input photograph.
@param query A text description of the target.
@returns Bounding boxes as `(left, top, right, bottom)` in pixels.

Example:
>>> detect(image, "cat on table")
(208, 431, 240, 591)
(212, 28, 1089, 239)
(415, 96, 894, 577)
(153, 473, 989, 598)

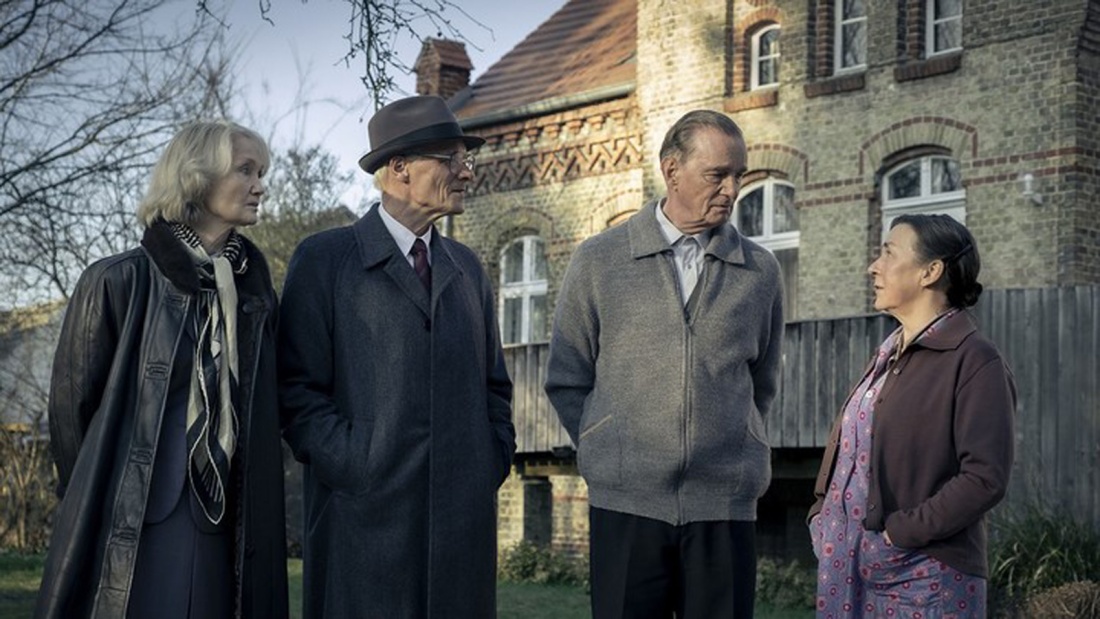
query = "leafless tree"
(205, 0, 487, 109)
(0, 0, 237, 306)
(243, 145, 357, 293)
(0, 302, 62, 551)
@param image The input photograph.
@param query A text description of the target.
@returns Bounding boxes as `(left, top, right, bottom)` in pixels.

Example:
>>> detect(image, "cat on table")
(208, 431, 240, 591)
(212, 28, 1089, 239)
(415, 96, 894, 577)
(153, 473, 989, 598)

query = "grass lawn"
(0, 553, 43, 619)
(4, 554, 811, 618)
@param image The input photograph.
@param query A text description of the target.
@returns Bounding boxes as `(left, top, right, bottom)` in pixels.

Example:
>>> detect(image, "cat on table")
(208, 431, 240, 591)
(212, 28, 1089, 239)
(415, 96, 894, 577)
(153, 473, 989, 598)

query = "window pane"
(842, 23, 866, 67)
(931, 158, 962, 193)
(503, 241, 524, 283)
(760, 29, 779, 56)
(935, 0, 961, 18)
(772, 185, 798, 233)
(843, 0, 865, 19)
(888, 161, 921, 199)
(758, 59, 776, 86)
(530, 294, 548, 342)
(502, 297, 522, 344)
(737, 189, 764, 237)
(531, 238, 547, 280)
(935, 21, 961, 52)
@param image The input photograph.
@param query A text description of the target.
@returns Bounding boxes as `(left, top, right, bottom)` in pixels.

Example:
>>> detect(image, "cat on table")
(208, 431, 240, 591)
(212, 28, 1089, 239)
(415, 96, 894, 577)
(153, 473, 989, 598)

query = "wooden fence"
(504, 285, 1100, 525)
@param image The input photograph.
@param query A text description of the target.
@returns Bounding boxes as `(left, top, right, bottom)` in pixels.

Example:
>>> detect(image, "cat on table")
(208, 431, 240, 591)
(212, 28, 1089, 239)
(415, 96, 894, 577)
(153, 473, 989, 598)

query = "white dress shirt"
(654, 200, 711, 305)
(376, 202, 433, 267)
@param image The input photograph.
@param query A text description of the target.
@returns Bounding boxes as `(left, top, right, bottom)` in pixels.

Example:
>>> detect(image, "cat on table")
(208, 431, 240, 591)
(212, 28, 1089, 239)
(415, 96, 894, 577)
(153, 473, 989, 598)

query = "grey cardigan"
(545, 200, 784, 524)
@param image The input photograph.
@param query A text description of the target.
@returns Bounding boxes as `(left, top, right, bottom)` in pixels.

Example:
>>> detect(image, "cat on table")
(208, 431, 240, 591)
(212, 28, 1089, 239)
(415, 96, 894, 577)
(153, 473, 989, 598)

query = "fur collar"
(141, 220, 272, 298)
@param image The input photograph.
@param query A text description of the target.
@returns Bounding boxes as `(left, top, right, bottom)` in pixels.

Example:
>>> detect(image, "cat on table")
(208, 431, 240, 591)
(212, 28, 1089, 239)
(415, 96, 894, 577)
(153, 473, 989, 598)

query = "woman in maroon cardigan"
(809, 214, 1016, 618)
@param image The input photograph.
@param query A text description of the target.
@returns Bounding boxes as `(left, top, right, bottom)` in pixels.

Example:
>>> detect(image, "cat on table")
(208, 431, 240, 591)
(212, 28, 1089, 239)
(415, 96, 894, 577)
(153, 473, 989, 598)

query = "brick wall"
(444, 0, 1100, 564)
(454, 0, 1098, 322)
(495, 468, 589, 559)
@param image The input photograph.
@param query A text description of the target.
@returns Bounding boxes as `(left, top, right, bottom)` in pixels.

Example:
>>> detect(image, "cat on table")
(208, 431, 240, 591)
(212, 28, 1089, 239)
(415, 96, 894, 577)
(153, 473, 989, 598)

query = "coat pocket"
(322, 419, 375, 497)
(577, 413, 621, 488)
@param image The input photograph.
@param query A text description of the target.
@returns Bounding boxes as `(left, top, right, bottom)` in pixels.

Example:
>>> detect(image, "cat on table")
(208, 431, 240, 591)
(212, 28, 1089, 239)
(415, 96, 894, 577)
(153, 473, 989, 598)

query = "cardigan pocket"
(577, 413, 621, 488)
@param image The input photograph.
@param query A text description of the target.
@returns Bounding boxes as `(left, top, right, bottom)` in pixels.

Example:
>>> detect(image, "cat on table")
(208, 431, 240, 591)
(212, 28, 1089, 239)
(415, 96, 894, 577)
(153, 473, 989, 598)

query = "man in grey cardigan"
(545, 110, 784, 618)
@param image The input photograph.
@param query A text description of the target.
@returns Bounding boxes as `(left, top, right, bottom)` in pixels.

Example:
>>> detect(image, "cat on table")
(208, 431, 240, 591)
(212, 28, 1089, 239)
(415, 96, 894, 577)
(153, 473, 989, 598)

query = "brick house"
(412, 0, 1100, 561)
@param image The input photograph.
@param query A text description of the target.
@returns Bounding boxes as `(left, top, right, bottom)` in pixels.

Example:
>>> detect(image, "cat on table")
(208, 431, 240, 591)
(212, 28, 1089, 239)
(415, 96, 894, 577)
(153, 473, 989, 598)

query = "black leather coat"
(34, 222, 289, 619)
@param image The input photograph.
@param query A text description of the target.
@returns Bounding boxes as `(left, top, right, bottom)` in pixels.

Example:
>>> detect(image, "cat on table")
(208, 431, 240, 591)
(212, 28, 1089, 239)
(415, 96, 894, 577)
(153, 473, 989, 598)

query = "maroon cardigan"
(809, 310, 1016, 577)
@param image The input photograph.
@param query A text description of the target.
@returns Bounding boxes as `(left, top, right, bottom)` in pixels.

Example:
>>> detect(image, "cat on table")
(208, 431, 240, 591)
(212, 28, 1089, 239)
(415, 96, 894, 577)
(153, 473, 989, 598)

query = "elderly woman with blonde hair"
(35, 121, 288, 619)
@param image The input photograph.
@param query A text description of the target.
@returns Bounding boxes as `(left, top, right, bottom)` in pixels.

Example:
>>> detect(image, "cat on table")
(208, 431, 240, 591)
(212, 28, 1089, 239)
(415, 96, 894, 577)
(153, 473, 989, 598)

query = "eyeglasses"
(414, 152, 476, 172)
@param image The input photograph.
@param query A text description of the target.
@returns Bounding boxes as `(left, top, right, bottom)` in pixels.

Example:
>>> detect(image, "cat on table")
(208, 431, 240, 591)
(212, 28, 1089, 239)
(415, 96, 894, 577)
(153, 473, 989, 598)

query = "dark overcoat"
(278, 206, 515, 618)
(35, 222, 289, 619)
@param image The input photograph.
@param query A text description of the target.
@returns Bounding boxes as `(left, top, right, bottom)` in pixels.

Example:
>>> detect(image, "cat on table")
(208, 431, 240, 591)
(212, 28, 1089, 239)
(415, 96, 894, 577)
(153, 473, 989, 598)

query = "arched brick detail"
(859, 116, 978, 180)
(733, 7, 784, 93)
(746, 143, 809, 184)
(588, 188, 645, 235)
(482, 203, 557, 274)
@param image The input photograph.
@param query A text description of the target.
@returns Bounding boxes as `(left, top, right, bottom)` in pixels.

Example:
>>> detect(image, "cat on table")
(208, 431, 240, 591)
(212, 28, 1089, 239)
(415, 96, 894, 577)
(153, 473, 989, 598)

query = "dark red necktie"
(411, 238, 431, 291)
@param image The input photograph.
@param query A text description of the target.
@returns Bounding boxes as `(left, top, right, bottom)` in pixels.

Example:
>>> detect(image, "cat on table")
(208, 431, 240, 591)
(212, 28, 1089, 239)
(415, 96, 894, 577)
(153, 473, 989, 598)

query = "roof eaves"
(458, 82, 635, 130)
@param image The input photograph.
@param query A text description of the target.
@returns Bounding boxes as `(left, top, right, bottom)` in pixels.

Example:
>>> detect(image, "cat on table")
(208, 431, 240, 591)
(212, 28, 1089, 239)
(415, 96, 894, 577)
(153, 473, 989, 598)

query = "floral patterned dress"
(811, 311, 986, 618)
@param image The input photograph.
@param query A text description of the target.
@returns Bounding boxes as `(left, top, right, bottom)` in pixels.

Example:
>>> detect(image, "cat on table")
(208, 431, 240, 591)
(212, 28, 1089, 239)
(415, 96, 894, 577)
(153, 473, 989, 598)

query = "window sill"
(724, 89, 778, 113)
(894, 52, 962, 82)
(803, 73, 865, 98)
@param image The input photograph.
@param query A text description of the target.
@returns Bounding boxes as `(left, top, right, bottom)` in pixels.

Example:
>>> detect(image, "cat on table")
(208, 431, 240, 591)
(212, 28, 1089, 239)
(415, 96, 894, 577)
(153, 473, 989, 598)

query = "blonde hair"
(137, 121, 270, 227)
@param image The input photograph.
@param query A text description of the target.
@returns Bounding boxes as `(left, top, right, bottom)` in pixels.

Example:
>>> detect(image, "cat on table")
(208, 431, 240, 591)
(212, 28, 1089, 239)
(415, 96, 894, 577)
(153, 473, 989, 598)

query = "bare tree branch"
(218, 0, 487, 110)
(0, 0, 239, 305)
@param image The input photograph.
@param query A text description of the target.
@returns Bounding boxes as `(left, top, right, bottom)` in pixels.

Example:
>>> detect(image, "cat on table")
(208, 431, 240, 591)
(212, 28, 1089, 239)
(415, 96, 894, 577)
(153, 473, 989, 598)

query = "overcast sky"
(220, 0, 562, 207)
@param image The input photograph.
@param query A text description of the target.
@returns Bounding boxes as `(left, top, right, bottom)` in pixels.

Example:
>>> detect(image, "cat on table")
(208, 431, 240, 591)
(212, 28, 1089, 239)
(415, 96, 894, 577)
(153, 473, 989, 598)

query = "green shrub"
(756, 557, 815, 610)
(989, 505, 1100, 607)
(1021, 580, 1100, 618)
(498, 541, 588, 588)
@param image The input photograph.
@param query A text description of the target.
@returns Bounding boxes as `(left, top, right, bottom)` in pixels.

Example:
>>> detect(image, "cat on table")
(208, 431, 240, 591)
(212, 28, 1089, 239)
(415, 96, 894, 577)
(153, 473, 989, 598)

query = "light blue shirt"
(376, 202, 433, 267)
(654, 200, 711, 304)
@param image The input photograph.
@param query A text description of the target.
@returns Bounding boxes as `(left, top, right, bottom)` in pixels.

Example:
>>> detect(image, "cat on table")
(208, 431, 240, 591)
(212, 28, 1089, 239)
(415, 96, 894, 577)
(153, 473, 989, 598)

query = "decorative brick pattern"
(859, 116, 978, 177)
(747, 143, 810, 183)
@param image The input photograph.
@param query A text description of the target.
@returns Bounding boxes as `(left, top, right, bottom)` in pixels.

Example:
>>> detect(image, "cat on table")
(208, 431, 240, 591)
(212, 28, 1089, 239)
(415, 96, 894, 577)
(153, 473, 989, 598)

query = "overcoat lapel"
(427, 235, 461, 310)
(354, 207, 431, 317)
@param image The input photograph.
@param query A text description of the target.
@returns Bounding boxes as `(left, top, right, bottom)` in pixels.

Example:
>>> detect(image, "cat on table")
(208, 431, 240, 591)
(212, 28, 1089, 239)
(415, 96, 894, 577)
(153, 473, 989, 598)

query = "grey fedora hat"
(358, 95, 485, 173)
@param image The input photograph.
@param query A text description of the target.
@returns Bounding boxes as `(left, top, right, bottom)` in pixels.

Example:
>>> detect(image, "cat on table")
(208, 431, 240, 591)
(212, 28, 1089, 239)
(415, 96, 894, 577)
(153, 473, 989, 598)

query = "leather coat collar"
(141, 220, 271, 298)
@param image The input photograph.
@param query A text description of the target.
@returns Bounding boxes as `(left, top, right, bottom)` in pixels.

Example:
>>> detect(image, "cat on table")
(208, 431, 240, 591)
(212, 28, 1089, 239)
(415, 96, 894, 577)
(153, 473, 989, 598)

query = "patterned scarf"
(170, 223, 247, 524)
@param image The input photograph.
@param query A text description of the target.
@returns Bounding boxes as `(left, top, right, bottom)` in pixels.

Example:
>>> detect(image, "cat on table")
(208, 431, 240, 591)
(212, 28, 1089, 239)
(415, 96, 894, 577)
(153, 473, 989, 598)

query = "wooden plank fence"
(504, 285, 1100, 526)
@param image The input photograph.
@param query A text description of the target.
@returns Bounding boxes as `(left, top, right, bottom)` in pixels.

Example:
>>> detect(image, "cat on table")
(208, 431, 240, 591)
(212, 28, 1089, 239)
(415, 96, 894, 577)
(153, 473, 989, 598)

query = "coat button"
(868, 503, 876, 511)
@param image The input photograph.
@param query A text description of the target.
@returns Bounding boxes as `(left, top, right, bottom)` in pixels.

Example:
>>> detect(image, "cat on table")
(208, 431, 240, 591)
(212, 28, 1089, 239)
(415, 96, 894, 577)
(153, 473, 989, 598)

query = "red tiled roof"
(451, 0, 636, 122)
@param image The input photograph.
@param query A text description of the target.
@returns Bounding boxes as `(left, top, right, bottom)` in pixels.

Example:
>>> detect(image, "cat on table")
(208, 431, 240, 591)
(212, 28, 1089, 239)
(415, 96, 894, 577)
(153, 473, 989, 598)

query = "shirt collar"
(654, 199, 711, 248)
(377, 202, 433, 260)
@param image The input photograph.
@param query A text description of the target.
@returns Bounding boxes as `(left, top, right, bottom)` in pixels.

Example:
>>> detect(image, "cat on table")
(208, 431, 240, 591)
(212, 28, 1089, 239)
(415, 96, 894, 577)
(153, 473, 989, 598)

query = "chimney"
(414, 38, 473, 100)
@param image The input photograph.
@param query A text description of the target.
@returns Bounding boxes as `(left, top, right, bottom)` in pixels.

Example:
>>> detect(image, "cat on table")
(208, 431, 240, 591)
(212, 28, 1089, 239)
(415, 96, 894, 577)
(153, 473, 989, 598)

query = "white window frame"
(881, 156, 966, 240)
(834, 0, 867, 73)
(499, 235, 548, 345)
(734, 179, 799, 250)
(751, 24, 781, 90)
(926, 0, 962, 56)
(734, 179, 799, 319)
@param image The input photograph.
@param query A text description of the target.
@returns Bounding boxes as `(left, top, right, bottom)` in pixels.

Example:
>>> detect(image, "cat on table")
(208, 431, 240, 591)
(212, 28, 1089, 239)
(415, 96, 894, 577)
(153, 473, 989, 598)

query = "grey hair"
(659, 110, 744, 163)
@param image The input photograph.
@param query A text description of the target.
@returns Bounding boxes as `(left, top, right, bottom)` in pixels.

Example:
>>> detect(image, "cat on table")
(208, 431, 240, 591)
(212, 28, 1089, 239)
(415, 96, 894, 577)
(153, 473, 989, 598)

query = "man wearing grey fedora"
(278, 95, 516, 618)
